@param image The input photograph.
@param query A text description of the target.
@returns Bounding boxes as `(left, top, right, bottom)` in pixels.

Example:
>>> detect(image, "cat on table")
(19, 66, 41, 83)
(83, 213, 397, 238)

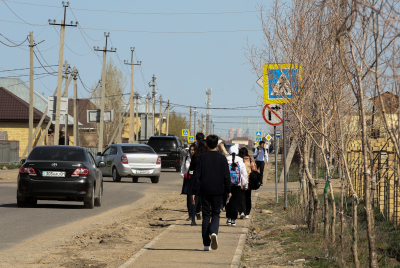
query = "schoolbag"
(229, 162, 241, 185)
(249, 171, 262, 190)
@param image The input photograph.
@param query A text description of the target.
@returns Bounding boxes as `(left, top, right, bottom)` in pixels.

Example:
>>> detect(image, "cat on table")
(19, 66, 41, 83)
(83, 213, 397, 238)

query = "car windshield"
(147, 139, 176, 150)
(121, 146, 155, 154)
(28, 147, 86, 162)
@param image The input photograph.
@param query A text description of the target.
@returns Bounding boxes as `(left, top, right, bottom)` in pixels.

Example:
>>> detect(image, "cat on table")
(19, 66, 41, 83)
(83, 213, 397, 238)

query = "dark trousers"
(256, 161, 265, 183)
(244, 189, 252, 215)
(186, 195, 192, 217)
(226, 186, 241, 220)
(201, 194, 222, 246)
(191, 196, 201, 222)
(238, 190, 245, 215)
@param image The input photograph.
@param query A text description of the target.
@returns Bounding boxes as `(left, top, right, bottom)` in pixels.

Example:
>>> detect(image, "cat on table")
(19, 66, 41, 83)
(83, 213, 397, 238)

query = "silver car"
(95, 143, 161, 183)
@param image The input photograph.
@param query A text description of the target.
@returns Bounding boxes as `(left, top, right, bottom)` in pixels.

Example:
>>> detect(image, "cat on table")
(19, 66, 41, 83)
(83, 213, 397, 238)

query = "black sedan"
(17, 146, 105, 209)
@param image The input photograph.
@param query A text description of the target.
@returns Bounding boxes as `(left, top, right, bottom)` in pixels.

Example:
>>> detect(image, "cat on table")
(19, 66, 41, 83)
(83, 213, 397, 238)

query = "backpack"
(229, 162, 241, 185)
(249, 171, 262, 190)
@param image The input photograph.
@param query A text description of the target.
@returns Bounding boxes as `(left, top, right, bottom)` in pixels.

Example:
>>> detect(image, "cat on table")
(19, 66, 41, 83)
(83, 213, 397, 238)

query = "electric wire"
(33, 50, 57, 76)
(0, 33, 28, 47)
(0, 65, 57, 72)
(2, 0, 37, 26)
(52, 26, 91, 56)
(35, 46, 57, 72)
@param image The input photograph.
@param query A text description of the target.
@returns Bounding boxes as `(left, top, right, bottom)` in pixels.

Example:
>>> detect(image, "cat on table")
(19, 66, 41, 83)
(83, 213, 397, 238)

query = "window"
(121, 146, 155, 154)
(147, 138, 177, 150)
(103, 147, 112, 156)
(110, 146, 118, 155)
(87, 151, 95, 165)
(28, 147, 86, 162)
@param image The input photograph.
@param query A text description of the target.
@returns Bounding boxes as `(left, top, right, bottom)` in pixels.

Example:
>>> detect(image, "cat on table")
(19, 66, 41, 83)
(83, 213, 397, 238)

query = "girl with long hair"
(238, 147, 258, 218)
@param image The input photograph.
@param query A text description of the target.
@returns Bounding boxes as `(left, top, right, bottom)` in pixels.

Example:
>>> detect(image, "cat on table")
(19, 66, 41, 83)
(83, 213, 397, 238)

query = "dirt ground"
(0, 190, 187, 268)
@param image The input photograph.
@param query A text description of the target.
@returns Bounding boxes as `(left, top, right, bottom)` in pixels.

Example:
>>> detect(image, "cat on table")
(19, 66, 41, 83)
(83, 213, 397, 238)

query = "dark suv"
(147, 136, 186, 172)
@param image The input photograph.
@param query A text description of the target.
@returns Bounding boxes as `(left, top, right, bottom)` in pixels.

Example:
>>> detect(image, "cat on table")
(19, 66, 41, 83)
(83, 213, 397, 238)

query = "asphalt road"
(0, 168, 182, 251)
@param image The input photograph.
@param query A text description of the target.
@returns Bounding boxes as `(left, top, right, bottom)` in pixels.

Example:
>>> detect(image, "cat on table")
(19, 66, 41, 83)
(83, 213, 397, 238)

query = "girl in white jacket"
(180, 144, 195, 221)
(225, 145, 248, 226)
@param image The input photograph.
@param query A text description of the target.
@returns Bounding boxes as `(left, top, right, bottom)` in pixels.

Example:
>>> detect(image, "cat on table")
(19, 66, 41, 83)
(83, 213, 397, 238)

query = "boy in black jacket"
(192, 135, 232, 251)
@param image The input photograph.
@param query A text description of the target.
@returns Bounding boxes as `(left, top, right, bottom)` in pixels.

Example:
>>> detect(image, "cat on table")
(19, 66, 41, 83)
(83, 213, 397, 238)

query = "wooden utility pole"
(94, 33, 116, 152)
(159, 95, 163, 135)
(149, 74, 157, 133)
(189, 106, 192, 137)
(72, 67, 78, 146)
(166, 100, 170, 135)
(49, 2, 77, 145)
(194, 108, 197, 137)
(28, 32, 34, 153)
(124, 48, 141, 143)
(135, 91, 139, 141)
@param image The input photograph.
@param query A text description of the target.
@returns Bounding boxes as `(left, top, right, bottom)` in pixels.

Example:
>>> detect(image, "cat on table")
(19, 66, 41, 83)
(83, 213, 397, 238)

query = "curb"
(230, 192, 259, 268)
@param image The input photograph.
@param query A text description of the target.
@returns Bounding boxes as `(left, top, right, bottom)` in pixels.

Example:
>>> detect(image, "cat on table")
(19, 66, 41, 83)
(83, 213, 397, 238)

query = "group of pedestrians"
(180, 132, 268, 251)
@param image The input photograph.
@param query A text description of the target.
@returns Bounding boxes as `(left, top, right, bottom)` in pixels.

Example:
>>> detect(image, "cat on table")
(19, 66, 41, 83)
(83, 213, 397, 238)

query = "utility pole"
(210, 119, 213, 134)
(149, 74, 157, 133)
(205, 88, 212, 136)
(124, 47, 141, 143)
(201, 113, 204, 133)
(166, 100, 170, 135)
(72, 67, 78, 146)
(49, 2, 77, 145)
(159, 95, 162, 135)
(94, 32, 116, 152)
(63, 61, 70, 145)
(135, 91, 139, 141)
(194, 108, 197, 137)
(189, 106, 192, 137)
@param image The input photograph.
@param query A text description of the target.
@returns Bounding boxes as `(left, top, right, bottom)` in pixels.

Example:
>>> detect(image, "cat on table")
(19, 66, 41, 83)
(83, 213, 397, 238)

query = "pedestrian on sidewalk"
(217, 141, 230, 212)
(192, 135, 231, 251)
(180, 144, 195, 221)
(226, 145, 248, 226)
(238, 147, 258, 219)
(188, 138, 208, 225)
(254, 141, 269, 185)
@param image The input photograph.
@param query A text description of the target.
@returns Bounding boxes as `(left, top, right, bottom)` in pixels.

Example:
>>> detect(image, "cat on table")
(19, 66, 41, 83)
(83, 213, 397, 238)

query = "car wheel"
(17, 197, 27, 207)
(84, 187, 95, 209)
(175, 166, 181, 172)
(132, 177, 139, 183)
(112, 167, 121, 182)
(151, 176, 159, 184)
(94, 183, 102, 207)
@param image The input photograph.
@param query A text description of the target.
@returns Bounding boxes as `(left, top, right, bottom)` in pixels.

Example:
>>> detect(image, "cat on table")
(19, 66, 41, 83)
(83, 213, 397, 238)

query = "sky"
(0, 0, 276, 139)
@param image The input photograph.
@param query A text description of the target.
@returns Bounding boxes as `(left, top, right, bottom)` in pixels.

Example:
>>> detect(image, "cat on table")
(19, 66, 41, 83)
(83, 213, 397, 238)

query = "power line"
(0, 65, 57, 72)
(35, 46, 57, 72)
(33, 51, 57, 76)
(0, 33, 28, 47)
(4, 0, 260, 15)
(2, 0, 37, 26)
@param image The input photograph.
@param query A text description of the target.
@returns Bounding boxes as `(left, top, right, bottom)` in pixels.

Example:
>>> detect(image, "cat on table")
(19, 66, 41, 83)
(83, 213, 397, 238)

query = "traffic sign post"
(276, 130, 281, 138)
(262, 64, 301, 104)
(188, 136, 194, 143)
(182, 129, 189, 136)
(283, 103, 288, 210)
(256, 131, 262, 137)
(262, 104, 283, 126)
(274, 126, 278, 202)
(255, 137, 262, 143)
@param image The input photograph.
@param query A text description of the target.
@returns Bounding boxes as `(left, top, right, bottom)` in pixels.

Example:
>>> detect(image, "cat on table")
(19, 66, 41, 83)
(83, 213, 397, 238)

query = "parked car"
(147, 136, 186, 172)
(95, 143, 161, 183)
(17, 146, 104, 209)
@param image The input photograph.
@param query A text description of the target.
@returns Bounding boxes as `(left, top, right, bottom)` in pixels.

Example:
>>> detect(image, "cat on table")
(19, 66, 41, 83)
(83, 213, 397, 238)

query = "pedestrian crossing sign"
(182, 129, 189, 136)
(255, 137, 262, 143)
(188, 136, 194, 143)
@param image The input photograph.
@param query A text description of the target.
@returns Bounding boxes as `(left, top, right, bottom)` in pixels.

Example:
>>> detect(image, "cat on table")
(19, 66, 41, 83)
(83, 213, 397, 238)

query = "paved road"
(0, 168, 182, 251)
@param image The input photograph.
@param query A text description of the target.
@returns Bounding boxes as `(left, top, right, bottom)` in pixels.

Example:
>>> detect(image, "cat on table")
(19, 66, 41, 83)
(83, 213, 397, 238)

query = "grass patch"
(0, 163, 20, 170)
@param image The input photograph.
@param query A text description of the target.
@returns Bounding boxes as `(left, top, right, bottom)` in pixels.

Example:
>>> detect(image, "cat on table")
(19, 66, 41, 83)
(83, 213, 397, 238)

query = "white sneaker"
(226, 218, 231, 226)
(245, 215, 249, 219)
(210, 233, 218, 250)
(231, 220, 236, 226)
(240, 213, 245, 219)
(204, 246, 210, 251)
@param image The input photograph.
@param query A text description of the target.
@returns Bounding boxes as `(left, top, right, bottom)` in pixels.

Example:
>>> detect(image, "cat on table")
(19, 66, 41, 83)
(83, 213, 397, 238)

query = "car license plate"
(158, 154, 167, 157)
(42, 171, 66, 177)
(135, 170, 152, 174)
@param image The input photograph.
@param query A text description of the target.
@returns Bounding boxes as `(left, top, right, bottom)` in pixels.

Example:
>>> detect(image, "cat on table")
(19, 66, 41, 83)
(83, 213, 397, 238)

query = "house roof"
(0, 87, 51, 122)
(0, 77, 81, 126)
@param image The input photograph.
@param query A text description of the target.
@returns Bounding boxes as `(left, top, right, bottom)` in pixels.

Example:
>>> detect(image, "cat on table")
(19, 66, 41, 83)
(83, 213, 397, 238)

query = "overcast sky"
(0, 0, 277, 138)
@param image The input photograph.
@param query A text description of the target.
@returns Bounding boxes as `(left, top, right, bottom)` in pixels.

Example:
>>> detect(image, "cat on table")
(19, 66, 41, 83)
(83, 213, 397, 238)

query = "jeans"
(201, 194, 223, 246)
(191, 196, 201, 222)
(226, 186, 241, 220)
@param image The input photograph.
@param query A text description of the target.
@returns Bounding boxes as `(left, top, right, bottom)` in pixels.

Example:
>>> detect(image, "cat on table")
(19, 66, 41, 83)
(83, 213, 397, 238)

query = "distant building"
(236, 128, 242, 138)
(229, 128, 234, 140)
(231, 137, 250, 148)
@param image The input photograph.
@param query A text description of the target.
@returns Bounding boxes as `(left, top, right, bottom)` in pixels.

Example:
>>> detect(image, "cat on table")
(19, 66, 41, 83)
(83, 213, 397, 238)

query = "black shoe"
(191, 222, 197, 226)
(186, 217, 191, 221)
(196, 213, 202, 220)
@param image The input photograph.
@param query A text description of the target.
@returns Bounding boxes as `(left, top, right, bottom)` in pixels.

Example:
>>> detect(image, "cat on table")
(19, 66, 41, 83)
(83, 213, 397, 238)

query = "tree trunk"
(352, 198, 360, 268)
(329, 183, 336, 242)
(324, 181, 329, 239)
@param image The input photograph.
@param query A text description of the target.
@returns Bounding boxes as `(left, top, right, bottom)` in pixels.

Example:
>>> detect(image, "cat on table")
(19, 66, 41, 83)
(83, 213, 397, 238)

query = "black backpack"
(249, 168, 262, 190)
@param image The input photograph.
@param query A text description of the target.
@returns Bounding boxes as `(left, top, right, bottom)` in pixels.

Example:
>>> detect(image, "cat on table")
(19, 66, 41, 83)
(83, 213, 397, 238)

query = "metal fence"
(0, 141, 19, 164)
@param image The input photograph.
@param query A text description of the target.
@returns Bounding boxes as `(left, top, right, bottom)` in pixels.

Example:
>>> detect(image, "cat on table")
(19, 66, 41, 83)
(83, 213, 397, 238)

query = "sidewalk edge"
(230, 192, 259, 268)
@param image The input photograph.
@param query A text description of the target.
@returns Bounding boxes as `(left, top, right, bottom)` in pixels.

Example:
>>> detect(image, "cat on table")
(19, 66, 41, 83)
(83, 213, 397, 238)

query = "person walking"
(191, 135, 231, 251)
(188, 139, 208, 226)
(226, 145, 248, 226)
(238, 147, 258, 219)
(180, 144, 195, 221)
(254, 141, 269, 185)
